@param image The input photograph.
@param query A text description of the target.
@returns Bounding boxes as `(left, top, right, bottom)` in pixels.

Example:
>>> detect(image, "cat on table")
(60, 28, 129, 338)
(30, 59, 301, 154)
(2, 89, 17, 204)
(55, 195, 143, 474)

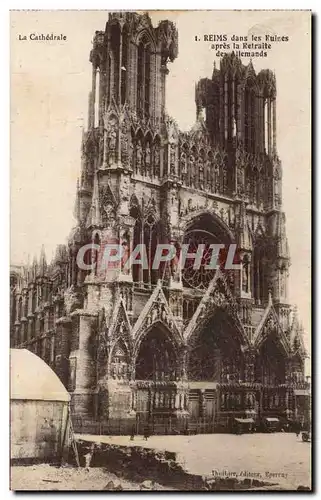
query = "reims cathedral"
(10, 12, 308, 432)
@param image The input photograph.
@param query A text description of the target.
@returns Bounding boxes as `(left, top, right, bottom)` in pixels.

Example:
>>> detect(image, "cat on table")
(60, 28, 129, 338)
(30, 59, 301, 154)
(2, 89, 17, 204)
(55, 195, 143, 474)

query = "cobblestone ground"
(78, 432, 311, 490)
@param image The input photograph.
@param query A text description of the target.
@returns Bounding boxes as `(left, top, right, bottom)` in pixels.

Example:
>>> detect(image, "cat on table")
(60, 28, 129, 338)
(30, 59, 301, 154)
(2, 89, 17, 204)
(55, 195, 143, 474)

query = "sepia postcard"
(10, 10, 311, 491)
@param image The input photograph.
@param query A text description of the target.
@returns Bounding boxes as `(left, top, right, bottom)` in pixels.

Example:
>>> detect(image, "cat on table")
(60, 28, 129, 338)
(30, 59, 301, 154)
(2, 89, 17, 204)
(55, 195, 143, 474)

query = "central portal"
(187, 310, 245, 423)
(188, 310, 244, 383)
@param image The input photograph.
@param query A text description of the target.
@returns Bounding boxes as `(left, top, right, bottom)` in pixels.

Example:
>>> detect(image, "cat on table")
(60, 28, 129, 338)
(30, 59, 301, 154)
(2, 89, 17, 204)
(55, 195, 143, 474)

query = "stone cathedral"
(10, 12, 308, 432)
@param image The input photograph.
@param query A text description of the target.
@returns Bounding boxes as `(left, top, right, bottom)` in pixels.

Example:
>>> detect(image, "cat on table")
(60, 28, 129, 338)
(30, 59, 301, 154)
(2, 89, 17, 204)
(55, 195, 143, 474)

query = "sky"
(10, 11, 311, 347)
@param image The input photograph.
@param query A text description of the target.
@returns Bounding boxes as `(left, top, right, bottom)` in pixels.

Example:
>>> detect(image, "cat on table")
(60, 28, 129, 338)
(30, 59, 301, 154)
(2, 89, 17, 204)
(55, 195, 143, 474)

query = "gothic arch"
(92, 229, 102, 241)
(186, 301, 248, 348)
(129, 193, 141, 219)
(134, 321, 180, 381)
(254, 331, 288, 385)
(135, 28, 157, 52)
(181, 211, 235, 290)
(184, 269, 248, 350)
(134, 127, 144, 141)
(182, 211, 235, 243)
(131, 206, 160, 284)
(187, 308, 246, 383)
(154, 133, 161, 144)
(254, 304, 290, 356)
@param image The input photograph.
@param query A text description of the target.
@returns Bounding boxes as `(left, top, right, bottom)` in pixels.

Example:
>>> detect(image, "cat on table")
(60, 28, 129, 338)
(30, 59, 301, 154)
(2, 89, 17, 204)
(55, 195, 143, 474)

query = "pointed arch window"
(131, 215, 159, 286)
(137, 37, 151, 118)
(253, 244, 268, 305)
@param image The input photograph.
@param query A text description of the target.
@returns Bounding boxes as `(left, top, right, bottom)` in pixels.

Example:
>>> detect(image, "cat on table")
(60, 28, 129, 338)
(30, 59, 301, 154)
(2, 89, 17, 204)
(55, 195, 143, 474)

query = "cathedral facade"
(10, 12, 308, 432)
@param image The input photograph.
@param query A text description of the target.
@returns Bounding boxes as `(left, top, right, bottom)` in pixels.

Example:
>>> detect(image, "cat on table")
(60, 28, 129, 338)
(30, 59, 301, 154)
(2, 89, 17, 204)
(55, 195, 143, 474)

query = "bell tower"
(87, 11, 178, 132)
(68, 12, 179, 419)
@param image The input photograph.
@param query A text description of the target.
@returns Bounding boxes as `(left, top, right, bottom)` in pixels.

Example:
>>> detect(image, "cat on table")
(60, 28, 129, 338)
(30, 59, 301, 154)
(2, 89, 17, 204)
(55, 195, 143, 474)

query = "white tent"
(10, 349, 70, 463)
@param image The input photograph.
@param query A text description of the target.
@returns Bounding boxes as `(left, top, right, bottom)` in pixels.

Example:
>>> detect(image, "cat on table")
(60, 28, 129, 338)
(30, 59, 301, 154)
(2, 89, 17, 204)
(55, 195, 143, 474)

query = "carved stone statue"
(145, 143, 151, 174)
(198, 158, 204, 190)
(154, 143, 161, 177)
(180, 152, 187, 183)
(108, 129, 117, 164)
(189, 155, 195, 187)
(136, 141, 142, 174)
(205, 159, 212, 191)
(170, 144, 176, 176)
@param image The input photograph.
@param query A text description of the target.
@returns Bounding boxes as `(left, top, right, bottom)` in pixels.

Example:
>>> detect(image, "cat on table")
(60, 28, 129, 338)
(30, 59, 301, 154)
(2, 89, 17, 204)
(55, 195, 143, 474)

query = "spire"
(32, 254, 38, 280)
(39, 244, 47, 276)
(54, 244, 68, 265)
(245, 59, 256, 82)
(212, 60, 219, 79)
(26, 254, 32, 282)
(21, 265, 28, 288)
(290, 306, 306, 355)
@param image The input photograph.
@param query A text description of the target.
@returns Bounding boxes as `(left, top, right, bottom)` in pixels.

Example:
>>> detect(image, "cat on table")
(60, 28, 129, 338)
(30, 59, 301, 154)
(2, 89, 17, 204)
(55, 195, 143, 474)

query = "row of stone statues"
(180, 151, 229, 194)
(131, 140, 161, 177)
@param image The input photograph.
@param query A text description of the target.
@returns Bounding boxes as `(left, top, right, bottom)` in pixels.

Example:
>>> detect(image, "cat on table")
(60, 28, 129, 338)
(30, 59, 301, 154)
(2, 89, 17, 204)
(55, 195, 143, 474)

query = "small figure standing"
(295, 420, 302, 437)
(143, 424, 150, 441)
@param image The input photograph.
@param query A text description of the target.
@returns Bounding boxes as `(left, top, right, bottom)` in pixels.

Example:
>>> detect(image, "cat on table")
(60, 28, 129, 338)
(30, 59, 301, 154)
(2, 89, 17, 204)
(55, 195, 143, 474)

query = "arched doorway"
(255, 333, 288, 416)
(136, 328, 176, 382)
(134, 324, 178, 420)
(188, 311, 244, 383)
(187, 309, 245, 421)
(255, 333, 286, 385)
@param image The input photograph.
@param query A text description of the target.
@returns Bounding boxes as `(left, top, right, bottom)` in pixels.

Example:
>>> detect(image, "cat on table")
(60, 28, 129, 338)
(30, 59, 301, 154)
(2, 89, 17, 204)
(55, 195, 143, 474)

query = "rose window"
(182, 230, 224, 290)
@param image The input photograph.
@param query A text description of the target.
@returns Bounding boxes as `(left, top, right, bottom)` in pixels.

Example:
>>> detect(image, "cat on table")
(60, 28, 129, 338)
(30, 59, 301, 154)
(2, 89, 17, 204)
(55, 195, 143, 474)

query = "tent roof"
(10, 349, 70, 402)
